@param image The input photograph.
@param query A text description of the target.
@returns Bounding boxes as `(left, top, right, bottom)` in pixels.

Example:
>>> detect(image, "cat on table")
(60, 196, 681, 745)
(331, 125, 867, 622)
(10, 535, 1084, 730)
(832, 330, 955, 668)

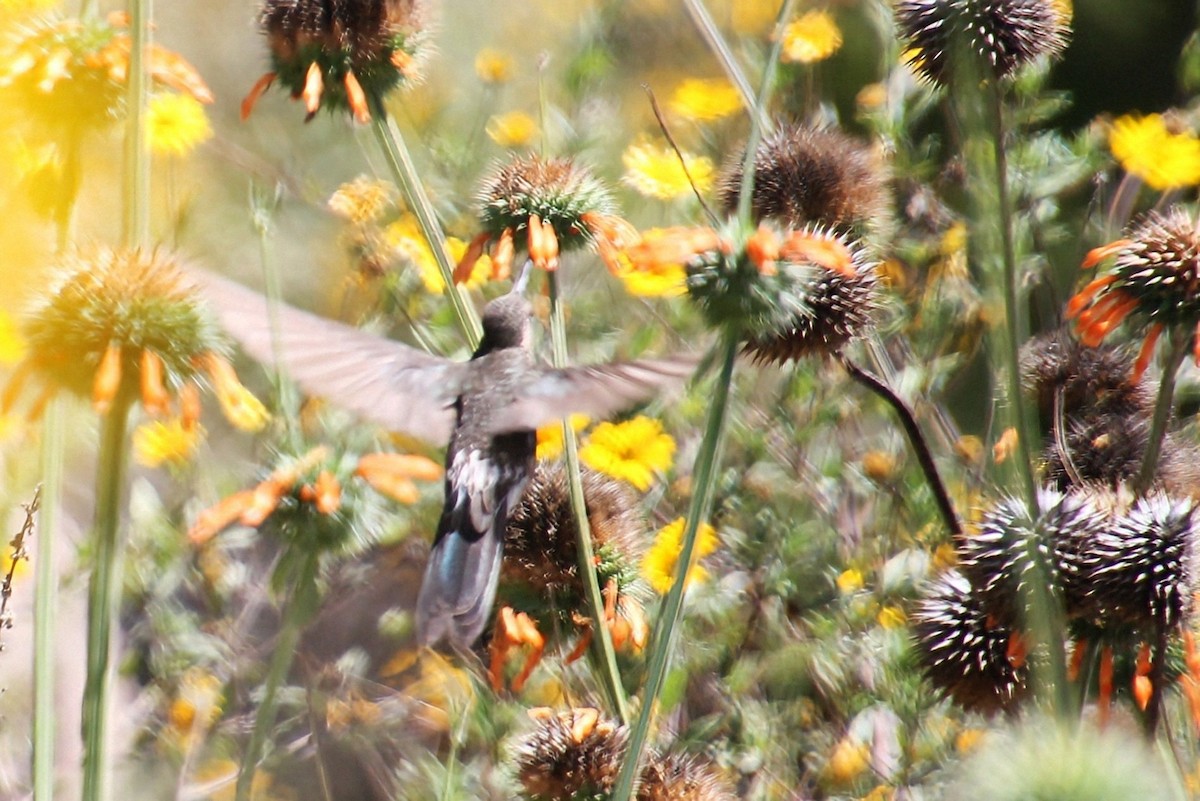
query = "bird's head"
(476, 292, 532, 355)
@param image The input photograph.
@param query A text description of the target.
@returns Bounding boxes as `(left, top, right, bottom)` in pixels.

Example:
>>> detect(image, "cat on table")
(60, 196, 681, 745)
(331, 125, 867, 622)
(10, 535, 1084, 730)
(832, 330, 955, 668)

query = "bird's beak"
(512, 259, 533, 295)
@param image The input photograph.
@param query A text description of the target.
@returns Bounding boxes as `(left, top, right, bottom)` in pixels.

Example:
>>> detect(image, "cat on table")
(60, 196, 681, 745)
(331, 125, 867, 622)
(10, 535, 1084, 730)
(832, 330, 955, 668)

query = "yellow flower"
(877, 605, 907, 629)
(622, 139, 714, 201)
(1109, 113, 1200, 191)
(133, 418, 203, 468)
(825, 738, 869, 785)
(642, 516, 719, 594)
(167, 667, 223, 738)
(0, 310, 26, 366)
(475, 47, 515, 83)
(668, 78, 741, 122)
(836, 568, 864, 594)
(861, 451, 895, 481)
(214, 383, 270, 433)
(328, 176, 396, 224)
(386, 216, 491, 292)
(781, 10, 843, 65)
(955, 728, 986, 753)
(146, 92, 212, 156)
(536, 413, 590, 460)
(486, 110, 539, 149)
(1, 544, 28, 581)
(618, 261, 687, 297)
(579, 415, 675, 490)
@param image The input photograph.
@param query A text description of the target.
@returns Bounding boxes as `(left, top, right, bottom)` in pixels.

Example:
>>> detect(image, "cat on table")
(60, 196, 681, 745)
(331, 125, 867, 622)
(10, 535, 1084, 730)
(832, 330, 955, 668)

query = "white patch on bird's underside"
(450, 447, 529, 535)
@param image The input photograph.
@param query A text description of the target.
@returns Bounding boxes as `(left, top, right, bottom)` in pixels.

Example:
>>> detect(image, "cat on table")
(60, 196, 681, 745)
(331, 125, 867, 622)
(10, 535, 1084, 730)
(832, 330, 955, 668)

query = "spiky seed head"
(959, 488, 1104, 624)
(718, 124, 888, 233)
(1019, 331, 1150, 425)
(911, 569, 1028, 713)
(514, 708, 629, 800)
(894, 0, 1069, 86)
(682, 222, 877, 343)
(476, 155, 618, 251)
(23, 248, 225, 401)
(504, 461, 647, 613)
(1075, 492, 1199, 631)
(259, 0, 427, 115)
(1041, 414, 1150, 492)
(636, 753, 736, 801)
(740, 232, 879, 364)
(1102, 208, 1200, 329)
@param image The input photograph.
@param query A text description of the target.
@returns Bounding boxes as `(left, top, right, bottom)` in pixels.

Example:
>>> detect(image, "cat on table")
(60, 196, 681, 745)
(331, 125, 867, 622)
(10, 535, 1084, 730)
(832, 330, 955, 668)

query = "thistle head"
(514, 707, 629, 800)
(250, 0, 428, 122)
(894, 0, 1069, 86)
(636, 753, 737, 801)
(718, 124, 888, 234)
(911, 569, 1028, 714)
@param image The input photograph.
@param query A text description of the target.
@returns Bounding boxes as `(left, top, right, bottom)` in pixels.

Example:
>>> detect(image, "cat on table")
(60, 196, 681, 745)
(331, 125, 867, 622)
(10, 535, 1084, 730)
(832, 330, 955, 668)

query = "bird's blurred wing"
(490, 356, 698, 432)
(189, 269, 464, 445)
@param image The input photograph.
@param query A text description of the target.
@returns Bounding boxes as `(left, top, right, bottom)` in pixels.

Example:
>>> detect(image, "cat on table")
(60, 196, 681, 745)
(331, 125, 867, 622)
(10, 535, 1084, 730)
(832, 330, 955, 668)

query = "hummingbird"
(190, 269, 695, 649)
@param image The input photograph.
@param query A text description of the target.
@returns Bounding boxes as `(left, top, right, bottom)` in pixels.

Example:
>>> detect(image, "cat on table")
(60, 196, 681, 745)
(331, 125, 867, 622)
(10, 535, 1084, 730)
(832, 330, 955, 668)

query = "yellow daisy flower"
(877, 605, 907, 629)
(1109, 113, 1200, 191)
(836, 568, 864, 593)
(486, 111, 539, 149)
(475, 47, 515, 84)
(133, 418, 204, 468)
(328, 176, 397, 225)
(146, 93, 213, 157)
(535, 413, 590, 460)
(780, 10, 843, 65)
(642, 516, 719, 594)
(668, 77, 741, 122)
(386, 216, 492, 292)
(621, 139, 714, 201)
(579, 415, 675, 490)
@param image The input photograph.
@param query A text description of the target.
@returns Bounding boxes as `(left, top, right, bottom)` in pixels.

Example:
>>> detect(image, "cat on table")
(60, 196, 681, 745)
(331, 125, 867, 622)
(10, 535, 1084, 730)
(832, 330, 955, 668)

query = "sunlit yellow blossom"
(642, 516, 719, 594)
(215, 383, 270, 433)
(617, 260, 687, 297)
(1109, 114, 1200, 191)
(0, 0, 58, 13)
(579, 415, 675, 490)
(0, 310, 26, 365)
(781, 10, 843, 64)
(836, 568, 864, 593)
(535, 413, 590, 460)
(328, 176, 397, 224)
(486, 110, 538, 149)
(1050, 0, 1072, 26)
(825, 738, 869, 784)
(167, 667, 223, 739)
(668, 77, 741, 122)
(622, 139, 714, 201)
(475, 47, 514, 83)
(856, 82, 887, 110)
(877, 605, 907, 629)
(386, 216, 491, 292)
(955, 728, 986, 753)
(146, 92, 212, 156)
(133, 418, 203, 468)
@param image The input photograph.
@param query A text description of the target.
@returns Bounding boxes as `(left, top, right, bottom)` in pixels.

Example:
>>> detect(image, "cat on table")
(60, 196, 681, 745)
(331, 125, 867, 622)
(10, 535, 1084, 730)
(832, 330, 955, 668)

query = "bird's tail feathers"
(415, 525, 503, 649)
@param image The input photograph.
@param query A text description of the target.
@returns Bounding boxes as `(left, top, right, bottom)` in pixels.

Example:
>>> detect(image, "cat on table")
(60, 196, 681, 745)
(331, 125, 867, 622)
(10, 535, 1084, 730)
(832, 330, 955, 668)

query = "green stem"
(1137, 330, 1188, 493)
(34, 400, 64, 801)
(609, 333, 739, 801)
(734, 0, 797, 227)
(122, 0, 151, 249)
(682, 0, 770, 133)
(236, 555, 320, 801)
(367, 101, 482, 350)
(977, 81, 1066, 714)
(81, 395, 133, 801)
(546, 272, 629, 724)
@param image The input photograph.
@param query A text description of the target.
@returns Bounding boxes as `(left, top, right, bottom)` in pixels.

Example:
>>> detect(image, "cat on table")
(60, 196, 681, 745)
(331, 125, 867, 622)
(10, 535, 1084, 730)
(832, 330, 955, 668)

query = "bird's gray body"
(190, 269, 696, 650)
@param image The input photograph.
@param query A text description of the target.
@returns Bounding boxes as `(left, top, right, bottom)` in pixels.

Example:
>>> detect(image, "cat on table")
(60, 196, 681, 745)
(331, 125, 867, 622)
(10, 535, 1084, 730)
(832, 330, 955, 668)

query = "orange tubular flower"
(746, 225, 781, 275)
(624, 226, 725, 272)
(140, 349, 171, 417)
(1098, 646, 1114, 726)
(1133, 643, 1153, 711)
(188, 489, 256, 545)
(780, 229, 856, 278)
(355, 452, 443, 504)
(92, 343, 123, 415)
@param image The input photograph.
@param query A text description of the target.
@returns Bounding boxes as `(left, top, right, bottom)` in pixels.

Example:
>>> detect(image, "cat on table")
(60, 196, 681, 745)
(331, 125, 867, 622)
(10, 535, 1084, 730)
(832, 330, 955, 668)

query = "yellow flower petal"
(475, 48, 514, 83)
(146, 93, 212, 157)
(486, 110, 539, 149)
(133, 418, 204, 468)
(535, 413, 590, 460)
(781, 10, 843, 65)
(621, 139, 714, 201)
(579, 415, 675, 490)
(641, 516, 719, 594)
(668, 77, 741, 122)
(1109, 113, 1200, 191)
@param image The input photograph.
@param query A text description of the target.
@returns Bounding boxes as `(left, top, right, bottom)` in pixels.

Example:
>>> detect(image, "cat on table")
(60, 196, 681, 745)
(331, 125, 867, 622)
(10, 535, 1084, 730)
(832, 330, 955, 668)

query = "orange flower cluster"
(455, 211, 637, 283)
(188, 448, 441, 544)
(623, 224, 858, 278)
